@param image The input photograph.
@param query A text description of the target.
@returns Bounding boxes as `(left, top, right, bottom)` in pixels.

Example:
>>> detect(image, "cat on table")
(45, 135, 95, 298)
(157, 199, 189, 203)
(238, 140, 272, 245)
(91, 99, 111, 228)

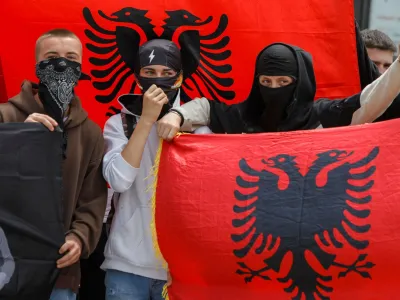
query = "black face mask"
(35, 57, 81, 126)
(258, 83, 296, 132)
(136, 73, 182, 119)
(137, 74, 181, 101)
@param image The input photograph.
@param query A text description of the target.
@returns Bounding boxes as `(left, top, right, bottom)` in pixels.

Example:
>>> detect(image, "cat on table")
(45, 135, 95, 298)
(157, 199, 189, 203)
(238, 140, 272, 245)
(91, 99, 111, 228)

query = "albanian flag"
(0, 123, 64, 300)
(153, 119, 400, 300)
(0, 0, 359, 127)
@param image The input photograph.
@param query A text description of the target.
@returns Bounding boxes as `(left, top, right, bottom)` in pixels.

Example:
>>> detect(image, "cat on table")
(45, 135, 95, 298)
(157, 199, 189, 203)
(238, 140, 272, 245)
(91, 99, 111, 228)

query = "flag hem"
(149, 139, 170, 299)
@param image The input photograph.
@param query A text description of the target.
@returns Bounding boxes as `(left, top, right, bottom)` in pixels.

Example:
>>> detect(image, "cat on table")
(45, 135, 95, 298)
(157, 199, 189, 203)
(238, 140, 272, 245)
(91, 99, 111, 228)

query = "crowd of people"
(0, 18, 399, 300)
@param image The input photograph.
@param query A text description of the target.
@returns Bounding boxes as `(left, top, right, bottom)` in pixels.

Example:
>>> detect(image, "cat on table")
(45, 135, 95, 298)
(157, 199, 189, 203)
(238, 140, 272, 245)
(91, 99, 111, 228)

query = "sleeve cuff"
(66, 229, 89, 258)
(174, 107, 193, 132)
(114, 153, 140, 180)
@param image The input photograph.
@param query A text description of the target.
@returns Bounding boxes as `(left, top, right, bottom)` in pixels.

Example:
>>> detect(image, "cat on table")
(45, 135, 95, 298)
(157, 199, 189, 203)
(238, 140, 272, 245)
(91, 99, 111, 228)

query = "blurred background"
(355, 0, 400, 52)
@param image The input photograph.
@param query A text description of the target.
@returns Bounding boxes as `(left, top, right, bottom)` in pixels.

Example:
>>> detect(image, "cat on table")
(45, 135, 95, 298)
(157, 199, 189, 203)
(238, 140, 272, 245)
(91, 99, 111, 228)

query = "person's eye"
(280, 80, 291, 86)
(67, 55, 77, 61)
(48, 55, 58, 59)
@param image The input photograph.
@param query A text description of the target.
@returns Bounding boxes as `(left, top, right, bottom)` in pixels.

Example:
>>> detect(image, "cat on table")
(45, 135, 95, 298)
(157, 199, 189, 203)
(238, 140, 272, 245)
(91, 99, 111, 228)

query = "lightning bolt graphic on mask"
(149, 50, 155, 63)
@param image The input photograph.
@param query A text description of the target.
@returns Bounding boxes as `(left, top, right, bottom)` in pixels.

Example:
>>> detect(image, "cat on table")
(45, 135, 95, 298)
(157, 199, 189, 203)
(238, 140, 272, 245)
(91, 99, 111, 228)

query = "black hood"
(241, 43, 320, 132)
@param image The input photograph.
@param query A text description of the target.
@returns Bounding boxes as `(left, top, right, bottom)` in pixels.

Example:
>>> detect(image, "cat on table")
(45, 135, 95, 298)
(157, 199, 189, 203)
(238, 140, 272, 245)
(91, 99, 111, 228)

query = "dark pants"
(78, 224, 108, 300)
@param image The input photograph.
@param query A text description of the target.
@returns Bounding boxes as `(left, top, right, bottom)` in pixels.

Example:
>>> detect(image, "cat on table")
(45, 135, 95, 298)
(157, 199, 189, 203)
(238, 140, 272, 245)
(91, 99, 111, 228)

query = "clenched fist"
(157, 112, 182, 141)
(141, 85, 169, 124)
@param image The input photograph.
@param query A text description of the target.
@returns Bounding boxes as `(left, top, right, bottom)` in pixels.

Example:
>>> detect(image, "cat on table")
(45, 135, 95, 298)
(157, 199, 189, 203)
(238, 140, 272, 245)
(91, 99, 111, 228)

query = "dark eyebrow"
(162, 68, 173, 72)
(66, 51, 79, 56)
(143, 67, 156, 71)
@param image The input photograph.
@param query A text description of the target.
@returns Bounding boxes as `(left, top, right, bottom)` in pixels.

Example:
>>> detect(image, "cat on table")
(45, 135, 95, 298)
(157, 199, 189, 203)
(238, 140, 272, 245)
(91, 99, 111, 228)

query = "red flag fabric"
(154, 119, 400, 300)
(0, 0, 359, 127)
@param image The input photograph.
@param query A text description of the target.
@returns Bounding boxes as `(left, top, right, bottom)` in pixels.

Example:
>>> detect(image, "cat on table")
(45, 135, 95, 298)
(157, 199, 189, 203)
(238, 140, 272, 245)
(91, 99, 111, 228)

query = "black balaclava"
(133, 39, 183, 119)
(241, 43, 319, 133)
(256, 44, 298, 132)
(35, 57, 89, 158)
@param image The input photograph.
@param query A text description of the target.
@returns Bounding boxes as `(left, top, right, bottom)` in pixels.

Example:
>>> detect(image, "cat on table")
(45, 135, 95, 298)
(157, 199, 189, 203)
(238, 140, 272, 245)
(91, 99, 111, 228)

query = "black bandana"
(35, 58, 82, 126)
(134, 39, 182, 73)
(135, 39, 182, 102)
(35, 58, 85, 159)
(136, 72, 182, 102)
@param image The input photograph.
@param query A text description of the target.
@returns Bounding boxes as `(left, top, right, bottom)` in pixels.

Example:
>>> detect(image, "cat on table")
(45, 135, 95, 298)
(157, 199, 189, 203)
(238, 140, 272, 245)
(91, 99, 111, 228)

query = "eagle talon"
(333, 254, 376, 279)
(236, 262, 271, 282)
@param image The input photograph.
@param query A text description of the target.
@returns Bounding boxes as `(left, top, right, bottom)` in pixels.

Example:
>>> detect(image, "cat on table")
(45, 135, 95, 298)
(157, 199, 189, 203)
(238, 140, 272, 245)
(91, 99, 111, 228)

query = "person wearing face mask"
(0, 29, 107, 300)
(158, 41, 400, 137)
(102, 39, 190, 300)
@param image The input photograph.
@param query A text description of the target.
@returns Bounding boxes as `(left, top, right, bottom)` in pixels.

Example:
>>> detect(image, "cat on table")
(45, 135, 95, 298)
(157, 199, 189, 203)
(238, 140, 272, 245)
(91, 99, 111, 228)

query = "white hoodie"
(101, 92, 182, 280)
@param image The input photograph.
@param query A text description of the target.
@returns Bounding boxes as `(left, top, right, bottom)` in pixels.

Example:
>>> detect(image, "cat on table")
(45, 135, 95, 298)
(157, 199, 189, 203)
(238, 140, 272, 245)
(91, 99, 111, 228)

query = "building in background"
(355, 0, 400, 53)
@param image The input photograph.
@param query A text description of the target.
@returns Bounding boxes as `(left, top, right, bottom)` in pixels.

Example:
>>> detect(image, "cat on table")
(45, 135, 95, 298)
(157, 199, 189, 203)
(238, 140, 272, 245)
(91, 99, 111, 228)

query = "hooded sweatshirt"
(0, 81, 108, 292)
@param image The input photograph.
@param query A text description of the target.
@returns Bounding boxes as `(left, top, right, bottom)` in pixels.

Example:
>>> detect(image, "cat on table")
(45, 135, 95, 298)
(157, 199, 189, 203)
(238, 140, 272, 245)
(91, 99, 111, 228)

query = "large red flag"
(153, 119, 400, 299)
(0, 0, 359, 126)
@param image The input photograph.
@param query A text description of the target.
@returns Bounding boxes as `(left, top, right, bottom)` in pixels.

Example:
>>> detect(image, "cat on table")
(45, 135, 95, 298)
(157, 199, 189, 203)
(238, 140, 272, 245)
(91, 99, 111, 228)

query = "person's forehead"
(39, 36, 82, 53)
(366, 47, 393, 62)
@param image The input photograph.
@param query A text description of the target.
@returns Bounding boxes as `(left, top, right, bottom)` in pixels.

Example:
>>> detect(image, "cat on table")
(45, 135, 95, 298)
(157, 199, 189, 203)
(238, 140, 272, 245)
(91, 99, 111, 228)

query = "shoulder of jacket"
(0, 102, 25, 121)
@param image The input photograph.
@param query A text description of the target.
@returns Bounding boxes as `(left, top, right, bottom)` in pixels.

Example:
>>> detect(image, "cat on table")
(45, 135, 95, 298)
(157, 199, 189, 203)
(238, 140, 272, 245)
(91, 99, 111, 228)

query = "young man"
(0, 29, 107, 300)
(361, 29, 397, 74)
(102, 39, 184, 300)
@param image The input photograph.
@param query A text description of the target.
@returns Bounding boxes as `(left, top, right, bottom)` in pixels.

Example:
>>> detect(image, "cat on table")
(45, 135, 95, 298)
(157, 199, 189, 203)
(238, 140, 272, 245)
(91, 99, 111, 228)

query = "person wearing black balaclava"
(0, 28, 108, 300)
(158, 39, 400, 139)
(102, 39, 186, 300)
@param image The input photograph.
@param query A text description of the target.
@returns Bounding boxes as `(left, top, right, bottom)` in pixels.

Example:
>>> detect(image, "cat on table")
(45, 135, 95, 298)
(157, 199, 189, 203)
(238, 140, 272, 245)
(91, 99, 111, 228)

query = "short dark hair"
(361, 29, 397, 52)
(35, 29, 81, 60)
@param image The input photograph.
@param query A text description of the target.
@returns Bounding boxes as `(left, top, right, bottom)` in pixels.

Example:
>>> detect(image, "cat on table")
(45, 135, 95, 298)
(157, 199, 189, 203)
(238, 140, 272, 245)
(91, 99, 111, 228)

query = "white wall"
(369, 0, 400, 51)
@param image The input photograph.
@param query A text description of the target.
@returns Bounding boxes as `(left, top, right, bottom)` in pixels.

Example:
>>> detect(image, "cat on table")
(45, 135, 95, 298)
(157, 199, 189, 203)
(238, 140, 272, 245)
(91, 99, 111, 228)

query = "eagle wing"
(177, 15, 235, 102)
(232, 158, 296, 259)
(83, 7, 154, 104)
(311, 147, 379, 251)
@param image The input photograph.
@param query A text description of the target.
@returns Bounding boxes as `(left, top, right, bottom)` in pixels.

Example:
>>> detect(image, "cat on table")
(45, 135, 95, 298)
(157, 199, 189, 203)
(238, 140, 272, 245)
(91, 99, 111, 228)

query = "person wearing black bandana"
(102, 39, 194, 300)
(0, 29, 108, 300)
(158, 39, 400, 137)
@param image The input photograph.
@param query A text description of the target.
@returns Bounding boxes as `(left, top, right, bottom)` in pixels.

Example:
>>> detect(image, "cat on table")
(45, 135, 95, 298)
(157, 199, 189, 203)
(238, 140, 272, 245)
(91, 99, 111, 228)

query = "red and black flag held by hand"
(154, 119, 400, 300)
